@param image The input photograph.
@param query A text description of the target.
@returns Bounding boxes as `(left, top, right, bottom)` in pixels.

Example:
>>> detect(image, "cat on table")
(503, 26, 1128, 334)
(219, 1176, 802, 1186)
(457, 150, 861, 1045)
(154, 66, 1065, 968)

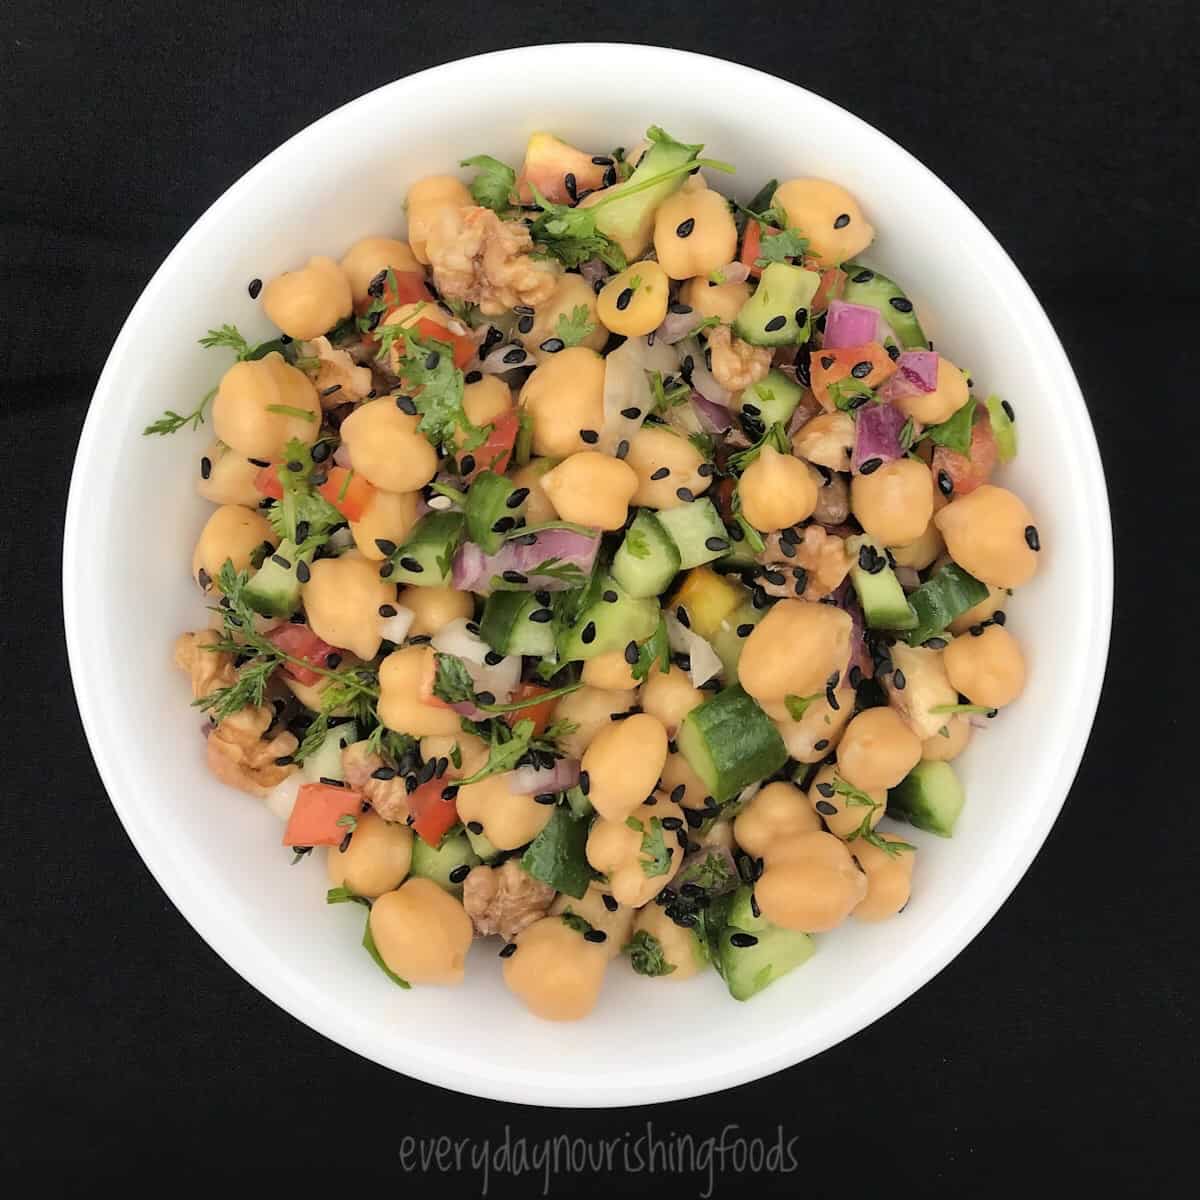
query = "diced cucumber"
(739, 369, 804, 428)
(888, 760, 965, 837)
(841, 263, 928, 349)
(904, 563, 989, 646)
(410, 829, 480, 893)
(464, 824, 502, 864)
(520, 807, 591, 899)
(733, 263, 820, 348)
(709, 601, 763, 682)
(593, 128, 700, 248)
(985, 395, 1018, 462)
(677, 685, 787, 803)
(656, 498, 729, 570)
(478, 591, 555, 657)
(386, 511, 465, 587)
(556, 574, 660, 662)
(301, 722, 358, 782)
(847, 535, 917, 630)
(611, 510, 681, 598)
(718, 885, 815, 1001)
(564, 785, 593, 821)
(465, 470, 524, 555)
(243, 539, 304, 617)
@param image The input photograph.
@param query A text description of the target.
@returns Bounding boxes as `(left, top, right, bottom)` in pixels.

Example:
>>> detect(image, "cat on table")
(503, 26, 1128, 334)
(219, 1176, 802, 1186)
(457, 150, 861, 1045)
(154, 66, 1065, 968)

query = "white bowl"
(64, 44, 1111, 1106)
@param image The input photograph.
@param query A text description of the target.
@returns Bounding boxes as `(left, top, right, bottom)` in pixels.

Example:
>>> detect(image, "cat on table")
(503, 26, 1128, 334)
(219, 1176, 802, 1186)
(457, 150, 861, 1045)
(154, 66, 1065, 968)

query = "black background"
(3, 1, 1197, 1192)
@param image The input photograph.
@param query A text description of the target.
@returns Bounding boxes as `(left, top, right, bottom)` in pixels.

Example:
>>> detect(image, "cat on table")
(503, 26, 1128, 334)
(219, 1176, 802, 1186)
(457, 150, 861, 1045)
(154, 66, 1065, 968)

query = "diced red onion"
(431, 617, 520, 700)
(823, 300, 879, 349)
(678, 336, 729, 407)
(851, 402, 908, 474)
(713, 261, 750, 285)
(692, 393, 732, 434)
(894, 565, 921, 591)
(653, 305, 707, 345)
(678, 844, 739, 895)
(832, 580, 872, 682)
(452, 528, 601, 595)
(579, 259, 610, 288)
(967, 713, 994, 730)
(664, 612, 723, 687)
(332, 442, 354, 468)
(878, 350, 939, 402)
(378, 605, 415, 644)
(509, 758, 580, 795)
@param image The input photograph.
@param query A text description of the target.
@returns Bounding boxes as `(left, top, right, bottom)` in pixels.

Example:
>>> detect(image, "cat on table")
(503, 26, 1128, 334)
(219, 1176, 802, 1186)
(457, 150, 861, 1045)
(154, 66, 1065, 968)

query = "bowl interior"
(65, 45, 1111, 1106)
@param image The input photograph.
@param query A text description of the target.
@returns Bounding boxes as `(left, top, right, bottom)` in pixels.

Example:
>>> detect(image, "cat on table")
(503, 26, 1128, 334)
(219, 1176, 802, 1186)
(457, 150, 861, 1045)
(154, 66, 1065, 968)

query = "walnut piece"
(206, 704, 298, 797)
(758, 524, 852, 600)
(299, 335, 374, 406)
(341, 741, 411, 824)
(174, 629, 236, 700)
(461, 859, 555, 940)
(707, 324, 772, 392)
(425, 206, 559, 316)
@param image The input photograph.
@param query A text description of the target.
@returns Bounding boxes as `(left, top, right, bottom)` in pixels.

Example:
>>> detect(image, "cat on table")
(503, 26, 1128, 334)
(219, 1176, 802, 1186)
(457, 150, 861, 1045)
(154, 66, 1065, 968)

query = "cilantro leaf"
(198, 324, 254, 359)
(326, 886, 371, 907)
(560, 911, 594, 935)
(528, 184, 627, 271)
(431, 652, 477, 707)
(458, 718, 536, 786)
(755, 227, 810, 266)
(631, 617, 670, 683)
(784, 692, 821, 720)
(626, 815, 672, 878)
(923, 397, 978, 456)
(624, 930, 677, 977)
(728, 421, 791, 472)
(554, 304, 597, 348)
(676, 851, 736, 894)
(144, 324, 259, 436)
(460, 154, 517, 212)
(826, 379, 875, 413)
(624, 527, 652, 560)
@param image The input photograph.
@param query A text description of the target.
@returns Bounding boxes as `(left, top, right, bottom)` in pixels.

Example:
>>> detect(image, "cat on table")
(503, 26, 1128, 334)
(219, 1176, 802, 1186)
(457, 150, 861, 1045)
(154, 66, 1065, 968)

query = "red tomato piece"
(415, 316, 475, 370)
(407, 776, 460, 846)
(283, 783, 363, 847)
(739, 220, 772, 280)
(501, 683, 557, 737)
(811, 265, 847, 315)
(267, 624, 339, 685)
(254, 464, 284, 500)
(316, 467, 375, 522)
(933, 411, 998, 497)
(461, 409, 521, 480)
(810, 343, 897, 411)
(355, 271, 436, 346)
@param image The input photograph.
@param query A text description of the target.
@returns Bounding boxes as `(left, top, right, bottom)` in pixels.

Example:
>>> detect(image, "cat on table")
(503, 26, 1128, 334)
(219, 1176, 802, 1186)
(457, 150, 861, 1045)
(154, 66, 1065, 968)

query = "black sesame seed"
(816, 799, 838, 816)
(893, 669, 907, 690)
(459, 453, 476, 475)
(475, 691, 495, 706)
(395, 395, 417, 415)
(491, 516, 516, 534)
(579, 428, 599, 445)
(377, 562, 393, 580)
(501, 569, 528, 585)
(270, 553, 291, 570)
(624, 640, 640, 665)
(992, 610, 1008, 627)
(484, 650, 504, 666)
(319, 776, 344, 788)
(424, 351, 440, 371)
(675, 217, 696, 238)
(374, 538, 397, 556)
(729, 933, 759, 949)
(813, 738, 830, 751)
(296, 561, 311, 583)
(815, 781, 836, 799)
(467, 820, 484, 835)
(499, 942, 517, 958)
(969, 624, 985, 637)
(937, 470, 954, 496)
(826, 687, 840, 710)
(1025, 525, 1040, 551)
(602, 589, 619, 603)
(852, 269, 874, 284)
(504, 487, 530, 510)
(295, 520, 310, 542)
(516, 314, 534, 335)
(615, 287, 635, 311)
(850, 360, 873, 380)
(503, 347, 527, 365)
(528, 608, 552, 623)
(371, 766, 397, 780)
(849, 666, 863, 687)
(1001, 399, 1016, 422)
(578, 771, 590, 796)
(603, 165, 618, 187)
(274, 754, 294, 767)
(820, 355, 835, 370)
(464, 369, 483, 384)
(564, 172, 578, 202)
(466, 621, 481, 635)
(286, 459, 303, 473)
(309, 442, 331, 464)
(592, 155, 614, 166)
(399, 556, 424, 574)
(539, 337, 565, 353)
(616, 439, 630, 459)
(648, 467, 671, 483)
(676, 486, 695, 502)
(684, 807, 704, 828)
(794, 307, 808, 328)
(601, 893, 619, 911)
(926, 636, 948, 649)
(742, 403, 761, 418)
(764, 315, 787, 333)
(581, 621, 597, 645)
(199, 455, 212, 480)
(728, 522, 744, 543)
(584, 929, 608, 943)
(321, 383, 342, 398)
(248, 277, 263, 299)
(620, 406, 642, 420)
(890, 296, 914, 314)
(446, 863, 472, 885)
(833, 213, 851, 229)
(534, 792, 558, 806)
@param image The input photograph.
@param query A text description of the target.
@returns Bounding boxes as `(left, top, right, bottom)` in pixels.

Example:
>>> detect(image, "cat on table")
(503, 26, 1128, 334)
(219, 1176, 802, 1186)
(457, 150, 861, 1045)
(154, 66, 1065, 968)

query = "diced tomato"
(739, 220, 765, 279)
(316, 467, 375, 522)
(283, 782, 363, 847)
(354, 270, 433, 322)
(933, 411, 998, 497)
(501, 683, 558, 737)
(810, 343, 897, 411)
(811, 266, 847, 315)
(254, 464, 284, 500)
(407, 776, 460, 846)
(414, 317, 475, 370)
(461, 409, 521, 479)
(267, 624, 339, 685)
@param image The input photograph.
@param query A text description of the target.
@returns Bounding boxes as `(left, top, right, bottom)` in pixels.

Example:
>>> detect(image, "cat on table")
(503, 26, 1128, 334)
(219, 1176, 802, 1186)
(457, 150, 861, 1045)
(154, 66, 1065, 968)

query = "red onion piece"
(692, 392, 732, 434)
(678, 844, 740, 895)
(579, 259, 610, 288)
(509, 759, 580, 795)
(713, 261, 750, 285)
(332, 442, 354, 468)
(653, 306, 707, 344)
(851, 402, 908, 474)
(832, 580, 872, 682)
(894, 565, 921, 591)
(967, 713, 994, 730)
(823, 300, 879, 349)
(451, 528, 601, 595)
(878, 350, 939, 402)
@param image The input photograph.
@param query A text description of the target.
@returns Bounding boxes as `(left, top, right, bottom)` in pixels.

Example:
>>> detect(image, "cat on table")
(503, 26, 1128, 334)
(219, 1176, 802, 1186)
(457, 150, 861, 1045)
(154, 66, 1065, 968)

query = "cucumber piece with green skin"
(677, 685, 788, 803)
(464, 824, 502, 864)
(611, 510, 681, 598)
(718, 885, 816, 1001)
(556, 574, 660, 662)
(709, 601, 763, 681)
(985, 395, 1018, 462)
(520, 806, 591, 899)
(740, 369, 804, 428)
(733, 263, 821, 348)
(300, 722, 358, 782)
(465, 470, 524, 554)
(593, 128, 701, 248)
(655, 498, 729, 570)
(409, 829, 480, 893)
(841, 263, 928, 350)
(847, 535, 918, 630)
(888, 759, 965, 837)
(478, 591, 555, 657)
(243, 539, 305, 617)
(386, 511, 465, 587)
(904, 563, 990, 645)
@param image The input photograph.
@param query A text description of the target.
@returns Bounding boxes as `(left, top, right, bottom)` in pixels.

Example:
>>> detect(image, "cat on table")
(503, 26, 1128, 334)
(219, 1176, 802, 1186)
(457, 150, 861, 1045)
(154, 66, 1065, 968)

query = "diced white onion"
(431, 617, 520, 700)
(677, 336, 729, 406)
(264, 773, 304, 823)
(379, 605, 415, 644)
(663, 611, 723, 688)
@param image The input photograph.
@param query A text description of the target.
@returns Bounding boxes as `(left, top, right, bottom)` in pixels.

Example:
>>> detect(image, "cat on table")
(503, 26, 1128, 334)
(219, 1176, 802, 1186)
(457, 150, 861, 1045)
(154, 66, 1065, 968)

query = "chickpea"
(921, 715, 971, 761)
(948, 584, 1008, 635)
(733, 781, 821, 860)
(851, 835, 916, 922)
(457, 376, 513, 449)
(851, 457, 934, 547)
(739, 599, 852, 707)
(197, 441, 260, 507)
(934, 485, 1040, 588)
(581, 650, 639, 691)
(398, 585, 474, 638)
(539, 452, 638, 531)
(773, 179, 875, 267)
(659, 751, 713, 811)
(519, 273, 607, 361)
(378, 645, 463, 737)
(552, 686, 637, 759)
(282, 654, 362, 714)
(631, 902, 706, 981)
(894, 356, 970, 426)
(509, 458, 559, 524)
(653, 184, 737, 281)
(455, 772, 553, 851)
(891, 518, 946, 571)
(596, 261, 670, 338)
(326, 809, 413, 898)
(420, 731, 490, 780)
(261, 256, 353, 341)
(338, 236, 421, 303)
(369, 877, 473, 985)
(625, 426, 711, 510)
(502, 914, 609, 1021)
(550, 885, 632, 961)
(586, 795, 685, 907)
(212, 353, 322, 461)
(755, 829, 868, 932)
(406, 175, 472, 264)
(192, 504, 275, 588)
(350, 488, 419, 561)
(739, 445, 820, 532)
(792, 411, 855, 471)
(836, 707, 922, 792)
(302, 551, 396, 661)
(770, 688, 855, 763)
(639, 664, 702, 733)
(518, 347, 606, 458)
(885, 643, 958, 742)
(680, 276, 751, 325)
(338, 398, 438, 493)
(581, 713, 669, 822)
(943, 626, 1026, 708)
(807, 763, 885, 840)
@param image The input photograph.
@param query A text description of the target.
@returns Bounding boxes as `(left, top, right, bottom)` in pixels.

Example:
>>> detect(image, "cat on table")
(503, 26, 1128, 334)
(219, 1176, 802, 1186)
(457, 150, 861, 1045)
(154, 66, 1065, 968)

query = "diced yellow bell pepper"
(669, 567, 745, 639)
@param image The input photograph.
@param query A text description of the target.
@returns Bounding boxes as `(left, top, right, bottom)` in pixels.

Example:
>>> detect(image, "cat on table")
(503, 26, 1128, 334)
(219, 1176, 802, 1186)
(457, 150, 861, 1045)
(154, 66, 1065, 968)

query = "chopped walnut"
(206, 704, 298, 797)
(299, 335, 374, 406)
(425, 205, 559, 316)
(461, 859, 555, 940)
(758, 524, 853, 600)
(707, 324, 772, 392)
(174, 629, 236, 700)
(341, 741, 410, 824)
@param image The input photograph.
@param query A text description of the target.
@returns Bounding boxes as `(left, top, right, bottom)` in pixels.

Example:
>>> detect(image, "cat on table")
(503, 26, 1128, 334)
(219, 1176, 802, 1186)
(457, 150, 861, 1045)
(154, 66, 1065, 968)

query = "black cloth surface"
(2, 1, 1197, 1192)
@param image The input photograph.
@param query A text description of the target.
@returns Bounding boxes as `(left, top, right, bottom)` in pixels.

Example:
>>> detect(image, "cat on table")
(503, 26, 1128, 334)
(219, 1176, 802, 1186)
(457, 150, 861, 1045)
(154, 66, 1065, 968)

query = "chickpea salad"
(153, 124, 1039, 1020)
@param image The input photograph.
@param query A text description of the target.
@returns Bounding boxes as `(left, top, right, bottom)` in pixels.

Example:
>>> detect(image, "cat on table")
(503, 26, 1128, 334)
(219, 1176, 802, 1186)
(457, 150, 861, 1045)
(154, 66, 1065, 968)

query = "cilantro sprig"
(626, 815, 673, 878)
(631, 618, 670, 683)
(728, 421, 791, 472)
(554, 304, 597, 348)
(143, 324, 260, 436)
(624, 930, 676, 977)
(460, 154, 517, 212)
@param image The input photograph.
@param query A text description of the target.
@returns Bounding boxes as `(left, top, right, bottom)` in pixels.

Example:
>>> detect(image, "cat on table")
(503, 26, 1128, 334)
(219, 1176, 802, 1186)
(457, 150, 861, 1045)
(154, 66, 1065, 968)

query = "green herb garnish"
(624, 930, 676, 977)
(460, 154, 517, 212)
